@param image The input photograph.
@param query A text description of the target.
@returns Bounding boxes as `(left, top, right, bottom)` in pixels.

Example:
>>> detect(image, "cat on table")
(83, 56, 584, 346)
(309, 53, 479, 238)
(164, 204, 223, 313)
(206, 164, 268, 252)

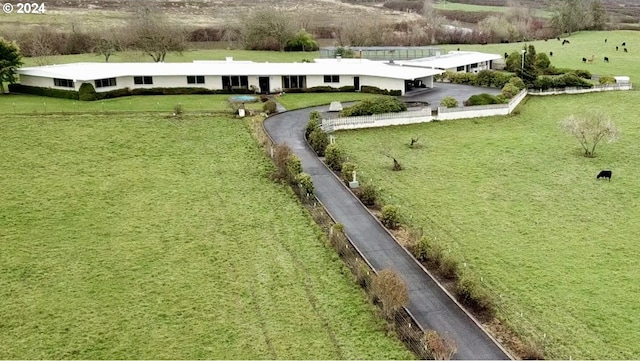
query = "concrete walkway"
(263, 106, 511, 360)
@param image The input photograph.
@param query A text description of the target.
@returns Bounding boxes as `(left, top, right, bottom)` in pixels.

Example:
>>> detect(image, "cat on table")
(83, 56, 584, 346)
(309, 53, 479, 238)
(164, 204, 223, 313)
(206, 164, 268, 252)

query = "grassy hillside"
(0, 113, 414, 359)
(335, 92, 640, 359)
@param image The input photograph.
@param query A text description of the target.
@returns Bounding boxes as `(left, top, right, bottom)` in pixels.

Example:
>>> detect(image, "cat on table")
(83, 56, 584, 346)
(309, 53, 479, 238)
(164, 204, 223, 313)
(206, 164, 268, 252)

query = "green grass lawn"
(0, 113, 414, 359)
(442, 30, 640, 82)
(334, 92, 640, 359)
(434, 0, 551, 17)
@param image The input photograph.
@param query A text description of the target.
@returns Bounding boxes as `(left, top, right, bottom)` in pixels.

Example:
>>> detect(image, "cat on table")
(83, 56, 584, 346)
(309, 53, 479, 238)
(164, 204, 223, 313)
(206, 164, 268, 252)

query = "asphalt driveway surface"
(402, 82, 503, 108)
(263, 105, 511, 360)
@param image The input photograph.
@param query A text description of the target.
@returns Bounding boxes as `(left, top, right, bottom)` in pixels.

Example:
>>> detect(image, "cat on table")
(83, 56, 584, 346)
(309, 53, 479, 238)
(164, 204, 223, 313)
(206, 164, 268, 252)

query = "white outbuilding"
(395, 51, 503, 73)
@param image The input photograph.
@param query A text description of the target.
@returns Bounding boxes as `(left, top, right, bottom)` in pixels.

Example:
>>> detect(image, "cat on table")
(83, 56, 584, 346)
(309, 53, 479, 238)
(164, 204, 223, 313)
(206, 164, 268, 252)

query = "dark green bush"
(552, 73, 594, 88)
(295, 172, 314, 196)
(571, 69, 592, 79)
(286, 154, 303, 184)
(305, 118, 320, 139)
(358, 183, 377, 207)
(339, 85, 356, 92)
(78, 83, 97, 101)
(508, 76, 526, 90)
(341, 162, 357, 184)
(8, 84, 79, 100)
(464, 93, 503, 106)
(381, 205, 401, 229)
(455, 271, 495, 317)
(501, 83, 519, 98)
(534, 52, 551, 71)
(284, 30, 319, 52)
(474, 70, 496, 87)
(447, 72, 477, 85)
(533, 76, 555, 90)
(324, 143, 344, 171)
(308, 128, 329, 156)
(360, 86, 402, 96)
(263, 100, 278, 114)
(340, 97, 407, 117)
(599, 76, 616, 84)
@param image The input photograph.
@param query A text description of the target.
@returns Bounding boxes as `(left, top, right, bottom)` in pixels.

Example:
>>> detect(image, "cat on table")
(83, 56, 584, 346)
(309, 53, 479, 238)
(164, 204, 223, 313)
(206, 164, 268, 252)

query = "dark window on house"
(53, 78, 74, 88)
(187, 75, 205, 84)
(282, 75, 307, 89)
(222, 75, 249, 89)
(456, 66, 465, 71)
(470, 63, 478, 68)
(134, 76, 153, 85)
(323, 75, 339, 83)
(95, 77, 117, 88)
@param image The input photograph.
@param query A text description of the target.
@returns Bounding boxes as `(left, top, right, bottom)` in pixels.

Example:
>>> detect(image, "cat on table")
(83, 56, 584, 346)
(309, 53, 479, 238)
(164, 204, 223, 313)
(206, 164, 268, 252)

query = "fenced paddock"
(527, 83, 633, 96)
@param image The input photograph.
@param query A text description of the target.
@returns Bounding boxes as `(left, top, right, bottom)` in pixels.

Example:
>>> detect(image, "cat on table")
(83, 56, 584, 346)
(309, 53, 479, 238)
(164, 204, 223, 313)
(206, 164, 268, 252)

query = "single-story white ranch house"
(396, 51, 503, 73)
(16, 58, 446, 96)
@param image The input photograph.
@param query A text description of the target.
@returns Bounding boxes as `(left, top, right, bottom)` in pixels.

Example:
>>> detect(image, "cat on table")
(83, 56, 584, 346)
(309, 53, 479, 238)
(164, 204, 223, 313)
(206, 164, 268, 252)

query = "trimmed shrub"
(308, 128, 329, 156)
(371, 269, 409, 318)
(358, 183, 377, 207)
(340, 97, 407, 117)
(341, 162, 357, 184)
(440, 96, 458, 108)
(325, 143, 344, 171)
(381, 205, 400, 229)
(263, 100, 278, 114)
(286, 154, 303, 185)
(455, 271, 495, 317)
(8, 84, 78, 100)
(464, 93, 503, 106)
(599, 75, 616, 85)
(447, 71, 477, 85)
(360, 85, 402, 96)
(474, 70, 496, 87)
(501, 83, 519, 98)
(295, 172, 314, 196)
(553, 73, 594, 88)
(78, 83, 97, 101)
(572, 69, 592, 79)
(339, 85, 356, 92)
(534, 52, 551, 71)
(508, 76, 526, 90)
(305, 118, 320, 139)
(533, 76, 555, 90)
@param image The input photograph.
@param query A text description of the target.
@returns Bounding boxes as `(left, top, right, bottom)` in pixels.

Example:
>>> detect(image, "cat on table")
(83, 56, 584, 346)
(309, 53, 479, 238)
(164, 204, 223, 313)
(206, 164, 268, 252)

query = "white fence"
(435, 88, 527, 120)
(321, 109, 433, 131)
(527, 83, 633, 96)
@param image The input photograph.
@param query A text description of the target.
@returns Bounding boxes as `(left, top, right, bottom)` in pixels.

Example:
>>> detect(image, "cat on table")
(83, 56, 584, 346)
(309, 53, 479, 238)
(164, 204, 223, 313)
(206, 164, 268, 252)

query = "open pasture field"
(0, 113, 414, 359)
(335, 92, 640, 359)
(443, 30, 640, 82)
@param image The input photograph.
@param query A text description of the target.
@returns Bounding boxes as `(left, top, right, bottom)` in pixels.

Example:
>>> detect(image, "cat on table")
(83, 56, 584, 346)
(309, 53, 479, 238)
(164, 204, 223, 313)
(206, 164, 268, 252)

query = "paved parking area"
(402, 82, 503, 108)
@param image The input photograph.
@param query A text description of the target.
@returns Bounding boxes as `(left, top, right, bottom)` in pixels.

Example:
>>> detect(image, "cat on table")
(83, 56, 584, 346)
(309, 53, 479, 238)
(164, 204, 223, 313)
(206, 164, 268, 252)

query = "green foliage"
(286, 154, 303, 184)
(455, 271, 495, 317)
(505, 51, 522, 73)
(360, 86, 402, 96)
(0, 37, 23, 93)
(309, 110, 322, 121)
(599, 76, 616, 85)
(357, 183, 378, 207)
(446, 71, 477, 85)
(78, 83, 97, 101)
(335, 47, 355, 58)
(440, 96, 459, 108)
(8, 84, 79, 100)
(295, 172, 314, 196)
(464, 93, 504, 106)
(501, 83, 520, 98)
(305, 119, 320, 139)
(173, 103, 184, 116)
(533, 74, 593, 90)
(381, 205, 401, 229)
(263, 100, 278, 114)
(535, 52, 551, 71)
(308, 128, 329, 156)
(325, 143, 344, 171)
(508, 77, 526, 90)
(340, 98, 407, 117)
(341, 162, 357, 184)
(284, 30, 319, 52)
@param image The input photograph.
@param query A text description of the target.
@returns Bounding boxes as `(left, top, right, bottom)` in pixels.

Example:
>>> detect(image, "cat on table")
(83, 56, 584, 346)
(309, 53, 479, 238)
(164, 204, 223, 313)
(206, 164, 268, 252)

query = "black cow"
(504, 52, 509, 59)
(562, 39, 570, 45)
(622, 42, 626, 46)
(624, 48, 628, 53)
(616, 46, 619, 51)
(549, 51, 553, 57)
(582, 57, 587, 63)
(605, 38, 608, 43)
(557, 37, 561, 41)
(604, 57, 609, 62)
(597, 170, 612, 181)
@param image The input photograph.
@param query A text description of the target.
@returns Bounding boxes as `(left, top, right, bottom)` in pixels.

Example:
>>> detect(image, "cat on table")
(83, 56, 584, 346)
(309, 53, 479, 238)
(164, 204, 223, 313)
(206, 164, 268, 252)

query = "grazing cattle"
(605, 38, 608, 43)
(582, 57, 587, 63)
(624, 48, 628, 53)
(604, 57, 609, 62)
(557, 37, 561, 41)
(562, 39, 570, 45)
(622, 42, 626, 46)
(504, 52, 508, 59)
(597, 170, 612, 181)
(549, 51, 553, 57)
(616, 46, 619, 51)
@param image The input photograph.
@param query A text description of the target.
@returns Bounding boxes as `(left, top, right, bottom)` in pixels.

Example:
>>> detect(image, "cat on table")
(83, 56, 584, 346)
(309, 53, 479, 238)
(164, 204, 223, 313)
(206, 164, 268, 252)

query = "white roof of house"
(396, 51, 503, 70)
(17, 60, 443, 81)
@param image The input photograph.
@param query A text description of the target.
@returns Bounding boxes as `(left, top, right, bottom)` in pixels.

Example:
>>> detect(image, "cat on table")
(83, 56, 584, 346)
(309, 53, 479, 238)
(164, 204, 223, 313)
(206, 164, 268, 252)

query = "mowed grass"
(0, 113, 414, 359)
(442, 30, 640, 82)
(433, 0, 551, 17)
(335, 92, 640, 359)
(0, 92, 380, 114)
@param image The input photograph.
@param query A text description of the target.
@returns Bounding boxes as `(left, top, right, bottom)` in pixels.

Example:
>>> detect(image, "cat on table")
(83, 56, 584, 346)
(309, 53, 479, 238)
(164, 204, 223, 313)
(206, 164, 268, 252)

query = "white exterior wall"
(113, 75, 219, 91)
(20, 75, 80, 90)
(359, 76, 405, 94)
(445, 60, 492, 73)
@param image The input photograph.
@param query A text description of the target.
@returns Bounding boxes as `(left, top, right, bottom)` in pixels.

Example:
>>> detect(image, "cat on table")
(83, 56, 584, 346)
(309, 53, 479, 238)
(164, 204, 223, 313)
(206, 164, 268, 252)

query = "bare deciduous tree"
(93, 28, 123, 62)
(371, 268, 409, 318)
(423, 330, 457, 360)
(559, 112, 620, 157)
(126, 1, 186, 62)
(239, 7, 297, 51)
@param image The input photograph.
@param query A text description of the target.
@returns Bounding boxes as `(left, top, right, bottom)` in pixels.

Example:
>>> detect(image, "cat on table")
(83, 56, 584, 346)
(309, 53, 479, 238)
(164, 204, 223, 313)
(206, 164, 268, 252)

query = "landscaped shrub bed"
(340, 97, 407, 117)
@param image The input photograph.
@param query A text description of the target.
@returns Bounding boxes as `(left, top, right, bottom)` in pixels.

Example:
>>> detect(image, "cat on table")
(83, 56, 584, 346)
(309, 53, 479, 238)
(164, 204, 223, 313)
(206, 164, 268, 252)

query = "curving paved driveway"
(264, 106, 511, 360)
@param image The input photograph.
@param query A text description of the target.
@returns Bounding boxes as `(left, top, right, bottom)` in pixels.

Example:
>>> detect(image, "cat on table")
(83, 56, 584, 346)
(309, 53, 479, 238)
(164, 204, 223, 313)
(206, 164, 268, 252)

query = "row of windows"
(282, 75, 307, 89)
(53, 78, 74, 88)
(134, 76, 153, 85)
(95, 78, 117, 88)
(222, 75, 249, 89)
(324, 75, 340, 83)
(187, 76, 205, 84)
